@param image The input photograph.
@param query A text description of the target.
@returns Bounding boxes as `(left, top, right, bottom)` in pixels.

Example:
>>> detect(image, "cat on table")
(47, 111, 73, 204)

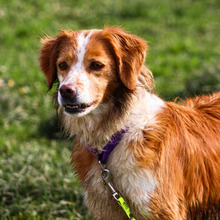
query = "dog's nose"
(59, 84, 76, 98)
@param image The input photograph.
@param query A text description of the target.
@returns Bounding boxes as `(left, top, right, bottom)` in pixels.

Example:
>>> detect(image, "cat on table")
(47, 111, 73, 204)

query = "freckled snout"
(59, 84, 79, 106)
(59, 84, 77, 100)
(59, 84, 96, 115)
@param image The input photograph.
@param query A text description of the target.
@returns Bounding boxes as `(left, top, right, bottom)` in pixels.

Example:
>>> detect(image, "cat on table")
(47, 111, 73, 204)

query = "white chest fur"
(83, 132, 156, 219)
(82, 91, 165, 219)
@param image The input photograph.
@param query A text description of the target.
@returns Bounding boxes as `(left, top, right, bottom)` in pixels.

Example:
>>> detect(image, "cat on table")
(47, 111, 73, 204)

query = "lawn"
(0, 0, 219, 219)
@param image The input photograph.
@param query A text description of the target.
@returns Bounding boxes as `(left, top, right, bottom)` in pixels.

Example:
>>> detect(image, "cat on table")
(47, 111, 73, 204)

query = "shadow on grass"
(38, 116, 62, 140)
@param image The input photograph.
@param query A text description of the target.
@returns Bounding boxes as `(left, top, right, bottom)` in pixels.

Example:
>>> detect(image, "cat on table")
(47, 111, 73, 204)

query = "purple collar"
(86, 127, 128, 164)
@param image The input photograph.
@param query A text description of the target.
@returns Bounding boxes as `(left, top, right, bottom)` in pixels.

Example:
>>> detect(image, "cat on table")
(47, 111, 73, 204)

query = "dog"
(40, 26, 220, 220)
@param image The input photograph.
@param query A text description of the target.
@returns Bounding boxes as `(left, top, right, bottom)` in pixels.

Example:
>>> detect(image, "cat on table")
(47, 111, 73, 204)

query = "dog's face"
(40, 27, 147, 117)
(55, 30, 119, 117)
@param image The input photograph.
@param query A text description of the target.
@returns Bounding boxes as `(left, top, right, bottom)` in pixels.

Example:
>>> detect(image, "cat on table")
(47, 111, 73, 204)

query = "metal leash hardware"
(98, 161, 136, 220)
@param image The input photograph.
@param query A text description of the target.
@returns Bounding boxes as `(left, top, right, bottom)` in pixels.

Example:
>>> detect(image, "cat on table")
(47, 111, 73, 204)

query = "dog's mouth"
(64, 101, 97, 114)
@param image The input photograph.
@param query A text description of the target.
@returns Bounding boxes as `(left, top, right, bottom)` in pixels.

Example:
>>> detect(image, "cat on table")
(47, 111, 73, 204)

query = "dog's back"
(185, 93, 220, 218)
(151, 93, 220, 219)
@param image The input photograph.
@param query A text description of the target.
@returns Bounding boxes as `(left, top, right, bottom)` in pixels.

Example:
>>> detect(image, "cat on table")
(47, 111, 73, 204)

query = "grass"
(0, 0, 220, 219)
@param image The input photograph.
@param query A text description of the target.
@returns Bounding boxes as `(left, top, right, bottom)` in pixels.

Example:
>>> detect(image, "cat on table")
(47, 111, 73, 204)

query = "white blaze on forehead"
(58, 30, 95, 106)
(75, 31, 94, 70)
(57, 31, 94, 84)
(61, 30, 94, 85)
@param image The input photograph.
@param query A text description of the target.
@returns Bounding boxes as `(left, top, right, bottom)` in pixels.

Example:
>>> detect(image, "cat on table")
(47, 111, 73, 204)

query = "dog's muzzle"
(59, 84, 96, 114)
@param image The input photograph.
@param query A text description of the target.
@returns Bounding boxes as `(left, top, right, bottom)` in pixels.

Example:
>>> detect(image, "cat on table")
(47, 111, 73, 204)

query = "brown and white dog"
(40, 26, 220, 219)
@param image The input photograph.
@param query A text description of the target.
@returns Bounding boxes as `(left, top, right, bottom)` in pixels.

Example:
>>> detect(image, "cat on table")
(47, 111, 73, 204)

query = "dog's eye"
(58, 62, 68, 71)
(90, 62, 104, 71)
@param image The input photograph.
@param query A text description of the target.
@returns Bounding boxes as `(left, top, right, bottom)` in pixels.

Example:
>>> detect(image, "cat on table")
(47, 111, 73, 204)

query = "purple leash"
(86, 127, 128, 164)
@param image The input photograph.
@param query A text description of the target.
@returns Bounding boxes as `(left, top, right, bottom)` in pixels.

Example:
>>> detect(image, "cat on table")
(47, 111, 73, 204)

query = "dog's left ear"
(103, 26, 147, 90)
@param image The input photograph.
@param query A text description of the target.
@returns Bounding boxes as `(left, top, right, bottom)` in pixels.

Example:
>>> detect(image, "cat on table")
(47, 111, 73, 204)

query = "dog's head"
(40, 26, 153, 117)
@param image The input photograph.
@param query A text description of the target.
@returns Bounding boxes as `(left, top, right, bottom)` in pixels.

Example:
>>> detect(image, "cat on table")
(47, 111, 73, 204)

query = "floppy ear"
(103, 26, 147, 90)
(39, 36, 60, 90)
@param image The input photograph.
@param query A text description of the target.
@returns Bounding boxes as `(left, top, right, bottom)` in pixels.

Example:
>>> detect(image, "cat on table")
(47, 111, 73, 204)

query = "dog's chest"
(83, 137, 156, 220)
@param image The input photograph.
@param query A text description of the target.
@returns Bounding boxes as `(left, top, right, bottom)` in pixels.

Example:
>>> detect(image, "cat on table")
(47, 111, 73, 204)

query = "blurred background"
(0, 0, 219, 219)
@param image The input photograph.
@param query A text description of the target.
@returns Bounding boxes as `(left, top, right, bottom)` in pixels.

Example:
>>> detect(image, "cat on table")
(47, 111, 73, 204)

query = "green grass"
(0, 0, 220, 219)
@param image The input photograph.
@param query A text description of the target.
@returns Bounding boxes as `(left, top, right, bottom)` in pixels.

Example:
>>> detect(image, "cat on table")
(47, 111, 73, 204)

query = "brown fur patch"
(131, 93, 220, 218)
(71, 143, 97, 182)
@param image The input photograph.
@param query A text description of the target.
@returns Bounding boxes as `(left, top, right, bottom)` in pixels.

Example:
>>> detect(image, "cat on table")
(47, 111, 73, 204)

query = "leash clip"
(99, 161, 118, 195)
(98, 160, 136, 220)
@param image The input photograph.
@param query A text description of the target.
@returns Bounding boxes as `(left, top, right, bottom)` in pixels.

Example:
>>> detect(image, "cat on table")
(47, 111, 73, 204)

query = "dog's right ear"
(39, 36, 59, 90)
(40, 30, 75, 90)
